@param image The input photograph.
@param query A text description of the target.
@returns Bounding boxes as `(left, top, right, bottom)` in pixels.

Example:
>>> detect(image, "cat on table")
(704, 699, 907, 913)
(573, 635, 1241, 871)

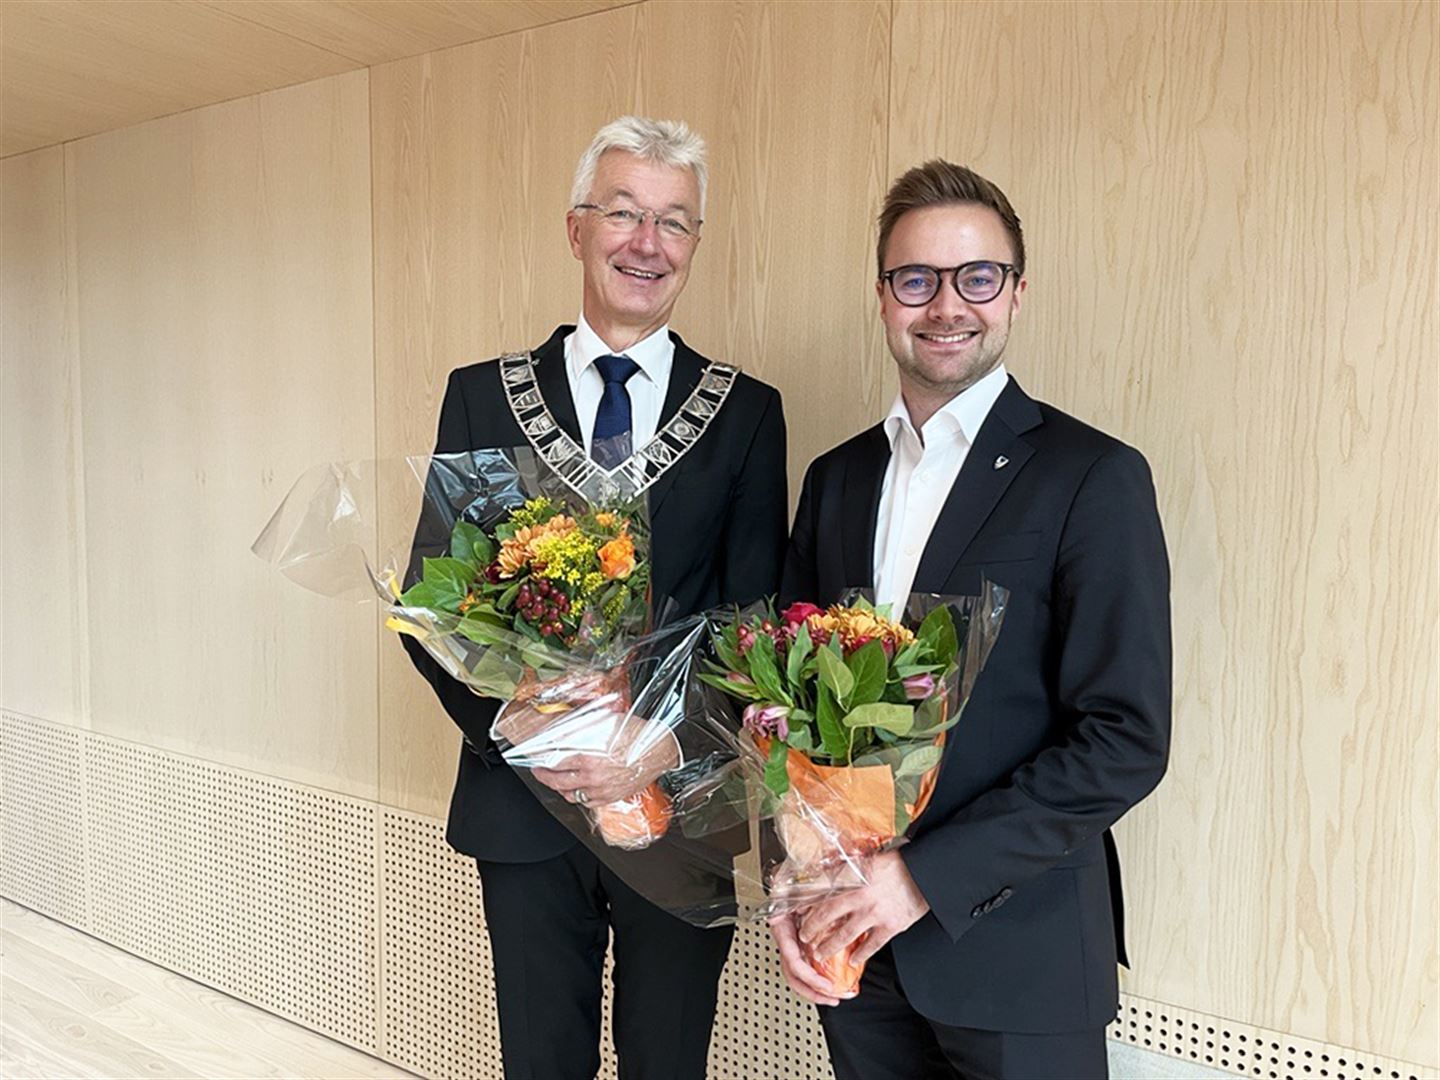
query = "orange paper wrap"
(760, 732, 946, 996)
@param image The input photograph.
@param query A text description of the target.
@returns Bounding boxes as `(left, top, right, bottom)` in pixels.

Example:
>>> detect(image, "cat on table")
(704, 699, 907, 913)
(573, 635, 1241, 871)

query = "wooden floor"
(0, 899, 414, 1079)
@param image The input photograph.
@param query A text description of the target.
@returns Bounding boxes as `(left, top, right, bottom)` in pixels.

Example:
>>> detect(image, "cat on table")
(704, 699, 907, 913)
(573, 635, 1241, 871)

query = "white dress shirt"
(564, 315, 674, 455)
(873, 364, 1009, 615)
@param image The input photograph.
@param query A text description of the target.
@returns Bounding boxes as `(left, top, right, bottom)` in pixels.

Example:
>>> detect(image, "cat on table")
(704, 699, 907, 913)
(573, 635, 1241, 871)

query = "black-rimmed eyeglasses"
(880, 261, 1019, 306)
(573, 203, 702, 242)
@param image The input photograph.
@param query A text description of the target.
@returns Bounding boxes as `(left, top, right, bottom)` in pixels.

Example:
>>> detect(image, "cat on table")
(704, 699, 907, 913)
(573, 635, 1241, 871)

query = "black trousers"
(818, 946, 1109, 1080)
(476, 845, 734, 1080)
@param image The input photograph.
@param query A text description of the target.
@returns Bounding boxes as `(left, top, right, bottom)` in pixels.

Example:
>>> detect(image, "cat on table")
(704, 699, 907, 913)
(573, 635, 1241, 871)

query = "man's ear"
(566, 210, 583, 260)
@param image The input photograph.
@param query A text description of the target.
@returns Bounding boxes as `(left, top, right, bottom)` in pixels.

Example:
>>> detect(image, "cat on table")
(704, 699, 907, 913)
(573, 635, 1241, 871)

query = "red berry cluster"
(517, 578, 572, 639)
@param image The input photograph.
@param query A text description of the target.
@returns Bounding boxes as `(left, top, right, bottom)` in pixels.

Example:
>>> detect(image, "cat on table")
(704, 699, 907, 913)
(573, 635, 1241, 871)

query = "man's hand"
(767, 911, 851, 1007)
(796, 850, 931, 967)
(529, 708, 680, 805)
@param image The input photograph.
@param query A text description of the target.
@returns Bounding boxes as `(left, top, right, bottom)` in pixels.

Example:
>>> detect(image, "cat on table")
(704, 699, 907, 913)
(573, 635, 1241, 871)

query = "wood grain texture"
(890, 0, 1437, 1065)
(0, 899, 409, 1079)
(371, 5, 644, 815)
(0, 0, 360, 158)
(637, 0, 892, 486)
(0, 147, 89, 727)
(66, 72, 381, 799)
(205, 0, 635, 66)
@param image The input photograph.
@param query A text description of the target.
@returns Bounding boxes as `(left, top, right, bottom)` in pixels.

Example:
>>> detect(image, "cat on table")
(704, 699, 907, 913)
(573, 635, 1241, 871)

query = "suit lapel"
(842, 426, 892, 591)
(912, 377, 1043, 592)
(645, 333, 706, 520)
(531, 326, 582, 444)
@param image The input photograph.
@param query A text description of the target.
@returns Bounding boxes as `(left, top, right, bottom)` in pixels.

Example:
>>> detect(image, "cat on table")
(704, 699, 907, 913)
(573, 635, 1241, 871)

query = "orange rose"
(598, 534, 636, 579)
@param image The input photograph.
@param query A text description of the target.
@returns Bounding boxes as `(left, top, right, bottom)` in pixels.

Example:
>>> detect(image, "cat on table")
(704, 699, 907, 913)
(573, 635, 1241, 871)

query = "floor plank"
(1, 901, 413, 1079)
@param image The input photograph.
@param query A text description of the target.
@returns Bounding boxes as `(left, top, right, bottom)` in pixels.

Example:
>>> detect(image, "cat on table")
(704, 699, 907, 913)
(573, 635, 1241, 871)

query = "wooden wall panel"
(371, 6, 643, 815)
(0, 147, 88, 726)
(67, 72, 380, 798)
(637, 0, 892, 484)
(890, 0, 1437, 1065)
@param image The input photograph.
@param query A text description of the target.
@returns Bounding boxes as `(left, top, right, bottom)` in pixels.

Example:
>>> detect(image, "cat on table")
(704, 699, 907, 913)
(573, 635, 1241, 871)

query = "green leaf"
(892, 640, 921, 668)
(786, 623, 813, 691)
(451, 522, 491, 566)
(455, 606, 515, 646)
(893, 777, 918, 834)
(845, 640, 888, 707)
(894, 662, 942, 678)
(497, 581, 521, 610)
(463, 649, 520, 699)
(917, 605, 958, 664)
(840, 702, 915, 736)
(785, 725, 814, 752)
(764, 734, 791, 798)
(398, 579, 446, 611)
(713, 625, 742, 672)
(748, 633, 790, 705)
(696, 671, 765, 701)
(815, 683, 849, 760)
(895, 744, 945, 778)
(421, 556, 476, 608)
(816, 645, 855, 706)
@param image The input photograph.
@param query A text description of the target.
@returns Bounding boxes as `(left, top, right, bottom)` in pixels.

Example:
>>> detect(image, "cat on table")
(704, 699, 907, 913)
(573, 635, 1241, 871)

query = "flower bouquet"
(253, 449, 670, 849)
(696, 587, 1005, 994)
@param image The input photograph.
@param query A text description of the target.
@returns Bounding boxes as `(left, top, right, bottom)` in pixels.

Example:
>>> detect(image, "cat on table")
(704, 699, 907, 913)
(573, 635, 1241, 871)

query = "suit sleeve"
(717, 386, 789, 606)
(900, 445, 1172, 941)
(779, 459, 820, 606)
(399, 370, 503, 757)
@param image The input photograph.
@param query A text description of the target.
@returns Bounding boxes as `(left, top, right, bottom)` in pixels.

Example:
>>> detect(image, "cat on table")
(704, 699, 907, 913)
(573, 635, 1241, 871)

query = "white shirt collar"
(568, 313, 671, 387)
(883, 362, 1009, 451)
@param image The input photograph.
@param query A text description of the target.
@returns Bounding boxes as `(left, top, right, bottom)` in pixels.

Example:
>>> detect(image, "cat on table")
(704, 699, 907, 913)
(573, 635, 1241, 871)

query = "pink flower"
(903, 673, 936, 700)
(736, 624, 756, 656)
(742, 703, 791, 740)
(727, 672, 755, 686)
(780, 601, 823, 628)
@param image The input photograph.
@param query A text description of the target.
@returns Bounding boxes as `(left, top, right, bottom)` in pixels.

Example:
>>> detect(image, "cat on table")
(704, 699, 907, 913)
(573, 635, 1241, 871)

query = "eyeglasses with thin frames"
(573, 202, 703, 243)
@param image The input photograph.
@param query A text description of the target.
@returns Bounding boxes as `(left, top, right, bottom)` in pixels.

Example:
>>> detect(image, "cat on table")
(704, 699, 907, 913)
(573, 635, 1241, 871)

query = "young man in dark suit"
(774, 160, 1171, 1080)
(403, 116, 787, 1080)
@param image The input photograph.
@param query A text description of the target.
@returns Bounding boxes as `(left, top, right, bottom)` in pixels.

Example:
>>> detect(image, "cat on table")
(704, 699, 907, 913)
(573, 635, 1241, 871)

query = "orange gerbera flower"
(598, 534, 636, 579)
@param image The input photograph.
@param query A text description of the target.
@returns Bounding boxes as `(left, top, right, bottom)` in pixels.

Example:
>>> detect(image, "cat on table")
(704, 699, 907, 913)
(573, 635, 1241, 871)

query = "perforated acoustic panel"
(83, 729, 379, 1051)
(378, 808, 621, 1080)
(1, 711, 1432, 1080)
(1107, 996, 1426, 1080)
(0, 711, 87, 924)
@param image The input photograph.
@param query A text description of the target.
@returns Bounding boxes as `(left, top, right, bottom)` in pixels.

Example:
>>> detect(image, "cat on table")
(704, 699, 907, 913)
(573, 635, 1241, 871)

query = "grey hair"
(569, 115, 708, 218)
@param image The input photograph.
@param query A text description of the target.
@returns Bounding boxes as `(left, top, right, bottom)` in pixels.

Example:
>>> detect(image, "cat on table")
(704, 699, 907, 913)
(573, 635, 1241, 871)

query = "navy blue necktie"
(591, 354, 640, 468)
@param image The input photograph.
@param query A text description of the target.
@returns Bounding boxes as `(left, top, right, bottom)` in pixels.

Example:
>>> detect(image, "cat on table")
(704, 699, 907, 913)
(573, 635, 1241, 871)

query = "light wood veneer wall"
(1, 0, 1434, 1068)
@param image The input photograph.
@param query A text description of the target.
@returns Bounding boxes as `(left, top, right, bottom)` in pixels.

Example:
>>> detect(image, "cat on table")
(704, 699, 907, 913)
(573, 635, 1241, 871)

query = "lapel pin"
(993, 455, 1010, 470)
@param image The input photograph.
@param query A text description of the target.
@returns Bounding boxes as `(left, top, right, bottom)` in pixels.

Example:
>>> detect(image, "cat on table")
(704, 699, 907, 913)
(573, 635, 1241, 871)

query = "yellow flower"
(497, 515, 577, 577)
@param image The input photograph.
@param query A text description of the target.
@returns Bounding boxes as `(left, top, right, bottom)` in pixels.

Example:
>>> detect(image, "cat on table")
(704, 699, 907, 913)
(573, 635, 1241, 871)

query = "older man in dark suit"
(404, 116, 787, 1080)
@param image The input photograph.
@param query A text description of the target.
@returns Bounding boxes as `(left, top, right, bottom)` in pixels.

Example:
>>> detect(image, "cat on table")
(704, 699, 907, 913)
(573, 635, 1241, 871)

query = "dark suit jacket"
(782, 375, 1170, 1033)
(405, 325, 787, 863)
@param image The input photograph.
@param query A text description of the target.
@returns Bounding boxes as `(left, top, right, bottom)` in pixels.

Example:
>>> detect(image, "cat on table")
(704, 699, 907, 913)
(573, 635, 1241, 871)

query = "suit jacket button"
(971, 906, 983, 919)
(999, 887, 1013, 899)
